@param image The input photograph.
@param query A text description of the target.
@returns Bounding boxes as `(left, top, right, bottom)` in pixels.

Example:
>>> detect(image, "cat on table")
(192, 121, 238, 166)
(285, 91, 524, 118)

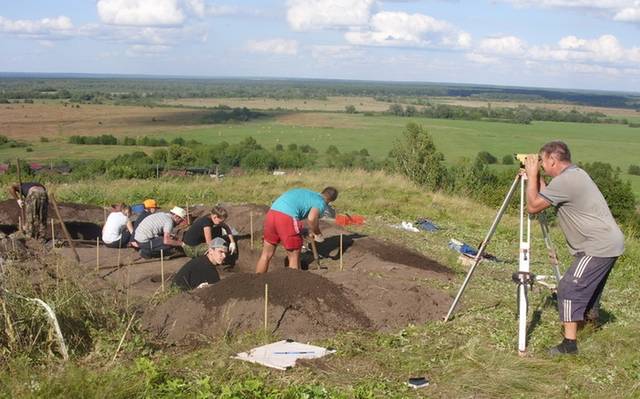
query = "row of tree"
(385, 103, 630, 125)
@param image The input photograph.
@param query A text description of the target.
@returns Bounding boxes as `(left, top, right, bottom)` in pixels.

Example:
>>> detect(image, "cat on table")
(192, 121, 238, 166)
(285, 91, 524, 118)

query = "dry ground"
(0, 102, 213, 140)
(162, 96, 392, 112)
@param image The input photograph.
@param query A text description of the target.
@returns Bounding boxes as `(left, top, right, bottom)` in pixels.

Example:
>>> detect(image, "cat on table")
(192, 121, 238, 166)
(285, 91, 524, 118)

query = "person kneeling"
(172, 237, 228, 291)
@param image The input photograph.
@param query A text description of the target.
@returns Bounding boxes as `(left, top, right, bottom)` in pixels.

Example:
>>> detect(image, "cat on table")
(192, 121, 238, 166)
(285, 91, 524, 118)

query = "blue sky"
(1, 0, 639, 92)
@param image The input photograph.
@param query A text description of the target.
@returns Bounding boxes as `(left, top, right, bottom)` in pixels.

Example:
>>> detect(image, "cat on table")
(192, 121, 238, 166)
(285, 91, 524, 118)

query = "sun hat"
(170, 206, 187, 219)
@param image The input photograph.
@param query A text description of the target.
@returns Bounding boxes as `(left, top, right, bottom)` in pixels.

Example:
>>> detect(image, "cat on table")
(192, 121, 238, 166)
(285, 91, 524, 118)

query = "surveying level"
(444, 171, 561, 355)
(515, 153, 540, 166)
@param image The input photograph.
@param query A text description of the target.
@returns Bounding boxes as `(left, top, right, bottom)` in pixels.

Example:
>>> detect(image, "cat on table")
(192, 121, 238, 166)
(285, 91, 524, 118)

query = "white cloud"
(614, 7, 640, 22)
(287, 0, 375, 31)
(246, 38, 298, 55)
(97, 0, 185, 26)
(0, 15, 73, 37)
(468, 33, 640, 78)
(345, 11, 471, 49)
(478, 36, 527, 55)
(500, 1, 640, 24)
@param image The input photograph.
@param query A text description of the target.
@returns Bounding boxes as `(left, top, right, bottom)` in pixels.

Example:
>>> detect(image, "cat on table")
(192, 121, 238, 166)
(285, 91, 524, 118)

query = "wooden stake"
(50, 193, 80, 263)
(51, 219, 55, 243)
(110, 311, 136, 364)
(186, 202, 190, 225)
(310, 240, 320, 270)
(340, 233, 343, 271)
(18, 216, 22, 232)
(96, 237, 100, 272)
(103, 206, 107, 223)
(160, 249, 165, 292)
(250, 212, 254, 250)
(264, 283, 268, 332)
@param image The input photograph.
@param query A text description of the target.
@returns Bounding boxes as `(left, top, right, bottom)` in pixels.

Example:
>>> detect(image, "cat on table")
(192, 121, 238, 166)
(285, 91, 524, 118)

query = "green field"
(3, 110, 640, 194)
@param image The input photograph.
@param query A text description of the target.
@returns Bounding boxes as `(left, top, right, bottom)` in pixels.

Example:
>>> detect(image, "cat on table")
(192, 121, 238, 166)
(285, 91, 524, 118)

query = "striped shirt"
(134, 212, 174, 243)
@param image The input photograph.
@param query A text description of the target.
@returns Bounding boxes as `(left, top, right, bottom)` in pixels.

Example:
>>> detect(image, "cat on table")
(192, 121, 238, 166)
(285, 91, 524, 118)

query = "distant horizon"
(2, 71, 639, 97)
(2, 1, 639, 93)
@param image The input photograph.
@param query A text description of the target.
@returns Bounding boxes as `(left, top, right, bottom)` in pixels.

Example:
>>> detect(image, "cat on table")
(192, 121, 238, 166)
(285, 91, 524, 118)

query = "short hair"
(321, 186, 338, 202)
(539, 141, 571, 162)
(211, 206, 228, 219)
(121, 205, 132, 216)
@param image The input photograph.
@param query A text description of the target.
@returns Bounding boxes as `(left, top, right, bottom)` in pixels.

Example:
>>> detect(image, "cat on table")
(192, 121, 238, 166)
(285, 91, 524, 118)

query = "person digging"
(9, 181, 48, 241)
(182, 205, 237, 260)
(172, 237, 228, 291)
(256, 186, 338, 273)
(133, 206, 187, 259)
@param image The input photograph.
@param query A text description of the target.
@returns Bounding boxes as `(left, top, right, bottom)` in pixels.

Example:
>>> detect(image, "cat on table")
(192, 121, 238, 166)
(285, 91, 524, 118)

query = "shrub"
(477, 151, 498, 164)
(240, 149, 277, 170)
(345, 105, 357, 114)
(39, 137, 49, 143)
(389, 122, 447, 191)
(580, 161, 636, 223)
(628, 164, 640, 176)
(0, 135, 7, 145)
(502, 154, 515, 165)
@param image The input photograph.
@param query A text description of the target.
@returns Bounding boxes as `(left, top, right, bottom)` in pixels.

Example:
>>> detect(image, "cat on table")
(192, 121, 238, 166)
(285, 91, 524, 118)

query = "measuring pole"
(517, 175, 531, 354)
(15, 158, 26, 231)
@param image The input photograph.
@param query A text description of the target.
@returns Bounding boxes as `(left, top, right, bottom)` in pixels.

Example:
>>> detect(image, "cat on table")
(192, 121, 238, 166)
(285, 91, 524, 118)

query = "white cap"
(170, 206, 187, 219)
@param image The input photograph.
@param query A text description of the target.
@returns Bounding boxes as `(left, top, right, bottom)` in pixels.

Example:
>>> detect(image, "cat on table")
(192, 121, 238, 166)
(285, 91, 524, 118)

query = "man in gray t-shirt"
(133, 207, 187, 259)
(524, 141, 624, 356)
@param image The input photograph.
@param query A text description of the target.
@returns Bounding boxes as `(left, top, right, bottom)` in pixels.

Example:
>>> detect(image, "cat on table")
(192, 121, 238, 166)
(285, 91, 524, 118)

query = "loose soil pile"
(3, 200, 454, 345)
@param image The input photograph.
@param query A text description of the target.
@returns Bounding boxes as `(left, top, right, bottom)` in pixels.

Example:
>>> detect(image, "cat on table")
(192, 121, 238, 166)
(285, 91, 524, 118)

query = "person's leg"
(285, 249, 301, 269)
(552, 255, 615, 355)
(256, 241, 277, 273)
(120, 230, 132, 248)
(584, 264, 614, 324)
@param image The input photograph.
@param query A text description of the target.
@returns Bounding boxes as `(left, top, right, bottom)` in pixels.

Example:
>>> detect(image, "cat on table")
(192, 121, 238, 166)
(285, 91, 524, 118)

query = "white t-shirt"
(102, 212, 129, 244)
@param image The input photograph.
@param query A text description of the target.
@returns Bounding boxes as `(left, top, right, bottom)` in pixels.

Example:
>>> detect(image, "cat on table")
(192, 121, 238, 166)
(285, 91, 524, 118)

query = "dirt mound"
(143, 268, 372, 344)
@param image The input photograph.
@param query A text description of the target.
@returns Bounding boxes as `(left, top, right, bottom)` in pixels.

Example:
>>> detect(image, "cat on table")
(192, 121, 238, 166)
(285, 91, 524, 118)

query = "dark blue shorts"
(557, 254, 617, 322)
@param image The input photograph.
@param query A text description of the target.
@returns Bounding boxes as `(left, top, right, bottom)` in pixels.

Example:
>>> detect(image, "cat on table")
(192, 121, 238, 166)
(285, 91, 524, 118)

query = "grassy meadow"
(2, 170, 639, 398)
(2, 101, 639, 194)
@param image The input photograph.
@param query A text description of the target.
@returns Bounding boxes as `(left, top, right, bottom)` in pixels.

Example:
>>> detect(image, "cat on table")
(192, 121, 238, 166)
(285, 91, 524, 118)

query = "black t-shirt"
(20, 182, 45, 196)
(183, 215, 231, 246)
(172, 255, 220, 291)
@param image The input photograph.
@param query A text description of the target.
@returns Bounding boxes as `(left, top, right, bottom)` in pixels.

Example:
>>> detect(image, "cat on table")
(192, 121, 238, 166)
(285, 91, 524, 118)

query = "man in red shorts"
(256, 186, 338, 273)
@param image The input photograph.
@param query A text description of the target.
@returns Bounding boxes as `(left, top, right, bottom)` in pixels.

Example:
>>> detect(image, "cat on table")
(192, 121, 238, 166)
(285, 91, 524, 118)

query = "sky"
(1, 0, 640, 93)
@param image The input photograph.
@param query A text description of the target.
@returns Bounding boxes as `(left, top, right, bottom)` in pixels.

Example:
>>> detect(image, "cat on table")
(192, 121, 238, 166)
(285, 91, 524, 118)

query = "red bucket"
(335, 214, 365, 226)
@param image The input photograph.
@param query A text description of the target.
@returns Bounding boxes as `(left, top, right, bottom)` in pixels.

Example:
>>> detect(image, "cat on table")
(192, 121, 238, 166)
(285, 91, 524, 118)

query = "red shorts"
(263, 209, 304, 250)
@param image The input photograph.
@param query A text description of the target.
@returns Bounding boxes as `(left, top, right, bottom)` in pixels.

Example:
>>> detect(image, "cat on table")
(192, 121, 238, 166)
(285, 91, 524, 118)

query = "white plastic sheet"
(234, 340, 335, 370)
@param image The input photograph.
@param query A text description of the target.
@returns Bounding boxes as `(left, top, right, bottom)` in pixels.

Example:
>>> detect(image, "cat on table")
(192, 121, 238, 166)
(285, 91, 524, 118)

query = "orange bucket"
(335, 214, 365, 226)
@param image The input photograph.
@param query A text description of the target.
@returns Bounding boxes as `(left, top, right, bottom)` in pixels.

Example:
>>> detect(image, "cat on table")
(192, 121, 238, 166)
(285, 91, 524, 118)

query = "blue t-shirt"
(271, 189, 326, 220)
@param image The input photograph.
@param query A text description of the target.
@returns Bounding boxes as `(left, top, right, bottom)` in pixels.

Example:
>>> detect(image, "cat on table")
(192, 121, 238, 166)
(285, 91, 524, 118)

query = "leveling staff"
(524, 141, 624, 356)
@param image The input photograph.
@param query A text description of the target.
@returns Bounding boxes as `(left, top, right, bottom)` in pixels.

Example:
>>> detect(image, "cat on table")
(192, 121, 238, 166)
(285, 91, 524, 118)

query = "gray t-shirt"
(134, 212, 174, 243)
(539, 165, 624, 257)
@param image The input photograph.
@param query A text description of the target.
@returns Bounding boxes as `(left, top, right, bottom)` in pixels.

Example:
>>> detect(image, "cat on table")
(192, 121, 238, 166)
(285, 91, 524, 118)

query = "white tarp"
(234, 340, 336, 370)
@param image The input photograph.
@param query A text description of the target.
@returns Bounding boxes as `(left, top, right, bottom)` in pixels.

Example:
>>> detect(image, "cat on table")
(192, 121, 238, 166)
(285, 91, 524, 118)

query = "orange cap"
(143, 199, 158, 209)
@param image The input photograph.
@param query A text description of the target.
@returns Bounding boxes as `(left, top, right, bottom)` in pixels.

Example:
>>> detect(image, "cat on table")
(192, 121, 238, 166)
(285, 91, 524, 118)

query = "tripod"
(444, 172, 561, 354)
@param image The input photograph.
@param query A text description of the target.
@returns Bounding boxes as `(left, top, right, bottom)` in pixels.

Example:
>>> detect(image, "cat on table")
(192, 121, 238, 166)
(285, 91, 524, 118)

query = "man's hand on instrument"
(17, 199, 24, 208)
(229, 242, 237, 255)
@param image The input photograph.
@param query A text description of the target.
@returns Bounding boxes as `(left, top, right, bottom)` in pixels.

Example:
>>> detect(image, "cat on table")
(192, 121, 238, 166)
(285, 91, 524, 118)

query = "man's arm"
(9, 183, 20, 200)
(126, 220, 134, 234)
(163, 231, 183, 247)
(307, 207, 322, 240)
(203, 226, 213, 244)
(524, 158, 551, 214)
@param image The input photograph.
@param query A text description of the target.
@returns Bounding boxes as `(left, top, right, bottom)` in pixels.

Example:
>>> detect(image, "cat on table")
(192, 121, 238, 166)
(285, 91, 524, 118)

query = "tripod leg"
(444, 174, 521, 322)
(538, 213, 562, 283)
